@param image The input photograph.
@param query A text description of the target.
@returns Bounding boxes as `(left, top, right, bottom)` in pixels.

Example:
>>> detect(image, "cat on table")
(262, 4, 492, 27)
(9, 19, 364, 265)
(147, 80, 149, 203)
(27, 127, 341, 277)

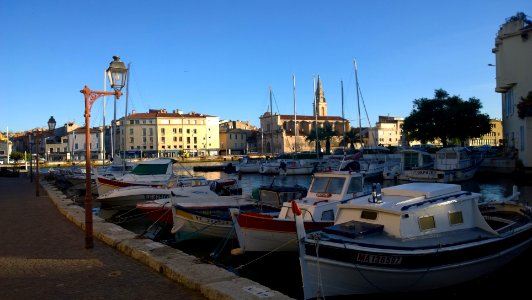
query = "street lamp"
(81, 56, 127, 249)
(35, 116, 56, 197)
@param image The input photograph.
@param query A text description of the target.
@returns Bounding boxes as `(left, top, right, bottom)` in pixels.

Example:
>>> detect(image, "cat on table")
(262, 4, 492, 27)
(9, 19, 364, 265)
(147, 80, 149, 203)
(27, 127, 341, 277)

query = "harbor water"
(47, 162, 532, 299)
(166, 162, 532, 298)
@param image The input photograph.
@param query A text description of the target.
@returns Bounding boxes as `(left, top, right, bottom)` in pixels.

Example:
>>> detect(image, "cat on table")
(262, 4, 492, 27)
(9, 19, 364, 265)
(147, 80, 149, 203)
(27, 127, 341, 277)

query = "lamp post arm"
(81, 86, 122, 113)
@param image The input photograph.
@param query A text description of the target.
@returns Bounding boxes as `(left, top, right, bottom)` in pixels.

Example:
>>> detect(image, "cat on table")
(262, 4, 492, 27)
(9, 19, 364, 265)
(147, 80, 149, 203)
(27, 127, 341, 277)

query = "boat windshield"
(132, 164, 169, 175)
(310, 177, 345, 194)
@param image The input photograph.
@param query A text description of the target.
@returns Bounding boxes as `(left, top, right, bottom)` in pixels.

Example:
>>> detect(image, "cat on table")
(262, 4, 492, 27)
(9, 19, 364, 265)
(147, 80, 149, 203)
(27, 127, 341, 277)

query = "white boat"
(97, 177, 237, 210)
(95, 158, 178, 196)
(229, 171, 368, 254)
(259, 159, 316, 175)
(235, 156, 263, 173)
(382, 148, 434, 180)
(294, 183, 531, 298)
(171, 196, 279, 242)
(400, 146, 482, 182)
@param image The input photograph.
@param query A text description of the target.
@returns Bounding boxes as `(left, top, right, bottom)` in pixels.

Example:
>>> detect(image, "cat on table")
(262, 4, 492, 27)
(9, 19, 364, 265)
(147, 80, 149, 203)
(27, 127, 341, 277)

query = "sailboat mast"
(293, 75, 297, 154)
(102, 70, 107, 166)
(123, 62, 131, 161)
(354, 59, 362, 148)
(269, 86, 274, 157)
(341, 80, 346, 156)
(313, 75, 319, 159)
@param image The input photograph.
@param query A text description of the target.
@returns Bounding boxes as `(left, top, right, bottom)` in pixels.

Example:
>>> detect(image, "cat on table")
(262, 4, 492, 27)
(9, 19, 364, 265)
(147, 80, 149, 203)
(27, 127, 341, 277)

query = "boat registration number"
(411, 170, 436, 175)
(356, 253, 402, 265)
(144, 194, 170, 200)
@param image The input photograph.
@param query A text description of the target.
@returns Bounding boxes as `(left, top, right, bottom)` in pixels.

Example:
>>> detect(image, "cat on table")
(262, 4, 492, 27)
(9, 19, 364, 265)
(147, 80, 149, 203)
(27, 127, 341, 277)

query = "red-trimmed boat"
(230, 171, 368, 254)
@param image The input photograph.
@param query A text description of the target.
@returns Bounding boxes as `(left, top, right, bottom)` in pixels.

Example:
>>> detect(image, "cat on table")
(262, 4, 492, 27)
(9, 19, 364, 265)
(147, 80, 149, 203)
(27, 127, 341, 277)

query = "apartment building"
(117, 109, 220, 158)
(492, 12, 532, 167)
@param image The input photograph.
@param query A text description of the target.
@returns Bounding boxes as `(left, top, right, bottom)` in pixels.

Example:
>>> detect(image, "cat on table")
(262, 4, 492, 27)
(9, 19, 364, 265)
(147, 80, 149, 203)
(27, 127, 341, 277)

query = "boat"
(399, 146, 482, 183)
(251, 182, 308, 208)
(382, 148, 434, 180)
(98, 177, 238, 210)
(294, 183, 532, 298)
(171, 197, 279, 242)
(236, 156, 264, 173)
(259, 158, 316, 176)
(134, 178, 241, 225)
(229, 170, 368, 254)
(95, 158, 178, 196)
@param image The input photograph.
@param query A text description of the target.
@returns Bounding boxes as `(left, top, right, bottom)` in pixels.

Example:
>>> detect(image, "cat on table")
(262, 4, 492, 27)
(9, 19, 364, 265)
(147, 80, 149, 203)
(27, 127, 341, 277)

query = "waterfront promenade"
(0, 174, 291, 300)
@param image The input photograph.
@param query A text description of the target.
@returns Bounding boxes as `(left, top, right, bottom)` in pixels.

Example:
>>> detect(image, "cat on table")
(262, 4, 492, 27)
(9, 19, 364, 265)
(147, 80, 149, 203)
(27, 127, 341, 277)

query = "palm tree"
(341, 128, 360, 149)
(319, 122, 337, 155)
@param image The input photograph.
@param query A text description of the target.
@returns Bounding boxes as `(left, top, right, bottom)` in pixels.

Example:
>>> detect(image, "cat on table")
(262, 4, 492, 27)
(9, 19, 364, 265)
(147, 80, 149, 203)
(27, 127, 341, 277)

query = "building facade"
(375, 116, 405, 147)
(467, 119, 503, 147)
(492, 12, 532, 167)
(219, 120, 257, 155)
(117, 109, 220, 158)
(258, 76, 350, 155)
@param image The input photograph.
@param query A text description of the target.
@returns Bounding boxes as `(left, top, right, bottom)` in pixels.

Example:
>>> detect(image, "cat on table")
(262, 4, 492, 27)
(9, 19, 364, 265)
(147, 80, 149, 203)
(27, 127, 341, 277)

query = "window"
(361, 210, 378, 220)
(161, 128, 165, 134)
(143, 128, 146, 136)
(418, 216, 436, 231)
(504, 89, 514, 117)
(448, 211, 463, 225)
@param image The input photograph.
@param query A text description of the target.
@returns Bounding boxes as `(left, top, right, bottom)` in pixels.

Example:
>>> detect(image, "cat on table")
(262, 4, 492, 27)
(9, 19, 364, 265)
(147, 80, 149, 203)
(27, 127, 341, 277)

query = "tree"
(402, 89, 491, 147)
(9, 151, 24, 163)
(305, 128, 321, 155)
(342, 128, 361, 149)
(319, 122, 338, 155)
(305, 122, 338, 155)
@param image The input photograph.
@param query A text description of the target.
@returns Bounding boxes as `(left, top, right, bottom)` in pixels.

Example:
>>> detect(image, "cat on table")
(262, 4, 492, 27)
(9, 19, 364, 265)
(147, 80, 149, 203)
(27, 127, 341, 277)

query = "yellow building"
(117, 109, 219, 158)
(467, 119, 503, 147)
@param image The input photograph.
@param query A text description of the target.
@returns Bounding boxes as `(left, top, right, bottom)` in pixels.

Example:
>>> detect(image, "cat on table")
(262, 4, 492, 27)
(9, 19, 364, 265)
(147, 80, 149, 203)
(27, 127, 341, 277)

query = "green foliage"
(402, 89, 491, 147)
(341, 128, 361, 149)
(9, 151, 24, 163)
(305, 122, 338, 154)
(517, 91, 532, 119)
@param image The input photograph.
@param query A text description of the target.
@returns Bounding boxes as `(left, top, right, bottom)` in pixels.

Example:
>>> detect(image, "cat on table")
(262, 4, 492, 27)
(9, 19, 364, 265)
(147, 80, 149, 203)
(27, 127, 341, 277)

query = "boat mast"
(293, 74, 297, 154)
(341, 80, 346, 156)
(354, 59, 362, 148)
(313, 75, 319, 159)
(123, 62, 131, 162)
(269, 86, 274, 157)
(103, 70, 107, 166)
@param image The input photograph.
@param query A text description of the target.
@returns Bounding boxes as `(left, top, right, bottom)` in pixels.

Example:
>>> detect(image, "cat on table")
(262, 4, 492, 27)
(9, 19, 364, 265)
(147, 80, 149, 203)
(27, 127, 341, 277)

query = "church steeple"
(314, 75, 328, 116)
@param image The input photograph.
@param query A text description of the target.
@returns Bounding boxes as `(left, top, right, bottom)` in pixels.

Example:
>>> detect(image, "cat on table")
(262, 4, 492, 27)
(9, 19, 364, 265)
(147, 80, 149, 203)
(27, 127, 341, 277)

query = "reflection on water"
(180, 162, 530, 204)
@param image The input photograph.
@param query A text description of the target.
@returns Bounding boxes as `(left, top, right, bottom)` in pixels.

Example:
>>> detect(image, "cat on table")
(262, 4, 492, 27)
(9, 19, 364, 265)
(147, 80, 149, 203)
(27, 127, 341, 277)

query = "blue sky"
(1, 0, 530, 133)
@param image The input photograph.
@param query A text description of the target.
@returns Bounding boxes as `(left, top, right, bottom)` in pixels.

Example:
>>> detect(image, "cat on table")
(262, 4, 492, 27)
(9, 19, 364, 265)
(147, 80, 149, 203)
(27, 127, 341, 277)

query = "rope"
(233, 237, 298, 271)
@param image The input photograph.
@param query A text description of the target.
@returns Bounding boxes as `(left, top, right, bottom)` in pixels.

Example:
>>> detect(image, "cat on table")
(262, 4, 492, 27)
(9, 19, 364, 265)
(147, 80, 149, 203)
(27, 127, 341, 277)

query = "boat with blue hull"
(294, 183, 532, 298)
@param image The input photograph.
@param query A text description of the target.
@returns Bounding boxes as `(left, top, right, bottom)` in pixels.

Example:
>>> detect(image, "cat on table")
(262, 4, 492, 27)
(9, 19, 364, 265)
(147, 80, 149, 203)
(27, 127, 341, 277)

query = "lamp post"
(81, 56, 127, 249)
(35, 116, 56, 197)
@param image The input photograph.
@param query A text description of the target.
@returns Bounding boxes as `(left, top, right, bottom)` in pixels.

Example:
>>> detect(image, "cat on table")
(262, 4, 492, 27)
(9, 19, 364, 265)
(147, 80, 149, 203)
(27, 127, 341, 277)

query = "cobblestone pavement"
(0, 175, 207, 300)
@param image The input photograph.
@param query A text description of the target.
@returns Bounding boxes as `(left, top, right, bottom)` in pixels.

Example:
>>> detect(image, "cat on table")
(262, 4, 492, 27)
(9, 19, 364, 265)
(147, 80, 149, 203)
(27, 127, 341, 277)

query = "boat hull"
(300, 228, 532, 297)
(235, 212, 332, 252)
